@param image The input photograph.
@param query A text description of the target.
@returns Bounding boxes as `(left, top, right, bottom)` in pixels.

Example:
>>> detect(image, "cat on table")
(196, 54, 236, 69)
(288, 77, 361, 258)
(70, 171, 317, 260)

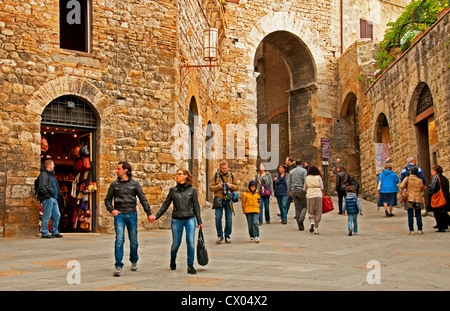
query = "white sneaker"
(131, 262, 138, 271)
(114, 266, 122, 277)
(314, 228, 319, 234)
(216, 237, 223, 244)
(225, 238, 231, 244)
(255, 237, 260, 243)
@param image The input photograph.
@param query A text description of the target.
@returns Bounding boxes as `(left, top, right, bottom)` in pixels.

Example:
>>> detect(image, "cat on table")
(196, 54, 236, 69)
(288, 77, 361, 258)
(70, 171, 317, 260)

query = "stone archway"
(243, 12, 328, 171)
(336, 91, 360, 179)
(254, 30, 317, 171)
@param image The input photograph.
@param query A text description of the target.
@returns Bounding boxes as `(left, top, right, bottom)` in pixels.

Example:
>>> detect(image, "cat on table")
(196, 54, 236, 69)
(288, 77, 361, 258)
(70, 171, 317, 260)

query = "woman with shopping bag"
(150, 169, 203, 274)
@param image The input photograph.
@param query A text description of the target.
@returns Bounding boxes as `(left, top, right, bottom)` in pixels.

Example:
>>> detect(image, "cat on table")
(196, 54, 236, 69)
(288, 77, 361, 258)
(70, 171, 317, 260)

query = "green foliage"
(375, 0, 448, 71)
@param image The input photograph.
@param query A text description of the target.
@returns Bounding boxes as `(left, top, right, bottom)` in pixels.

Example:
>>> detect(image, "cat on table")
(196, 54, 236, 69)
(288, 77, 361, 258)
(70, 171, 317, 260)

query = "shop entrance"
(40, 95, 98, 233)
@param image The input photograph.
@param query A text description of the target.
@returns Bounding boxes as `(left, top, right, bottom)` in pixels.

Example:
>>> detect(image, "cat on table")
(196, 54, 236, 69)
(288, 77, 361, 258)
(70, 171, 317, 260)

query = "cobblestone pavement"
(0, 197, 449, 293)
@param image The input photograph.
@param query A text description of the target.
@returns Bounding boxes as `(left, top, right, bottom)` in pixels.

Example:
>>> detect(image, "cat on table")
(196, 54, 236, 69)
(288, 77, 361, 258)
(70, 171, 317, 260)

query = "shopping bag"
(322, 192, 334, 214)
(197, 228, 209, 266)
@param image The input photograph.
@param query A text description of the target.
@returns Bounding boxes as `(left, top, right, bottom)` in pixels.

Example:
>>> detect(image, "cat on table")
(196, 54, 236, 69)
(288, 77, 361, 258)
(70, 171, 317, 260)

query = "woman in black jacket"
(151, 169, 203, 274)
(427, 165, 450, 232)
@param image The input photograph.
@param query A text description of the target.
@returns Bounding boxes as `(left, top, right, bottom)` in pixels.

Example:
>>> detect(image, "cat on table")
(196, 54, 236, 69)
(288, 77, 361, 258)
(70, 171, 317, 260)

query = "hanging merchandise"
(41, 136, 49, 153)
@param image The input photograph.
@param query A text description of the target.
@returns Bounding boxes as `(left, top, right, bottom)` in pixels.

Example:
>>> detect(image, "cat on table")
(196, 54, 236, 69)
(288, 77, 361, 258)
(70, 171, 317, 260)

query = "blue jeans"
(245, 213, 259, 238)
(41, 197, 61, 236)
(407, 207, 423, 231)
(348, 214, 358, 233)
(215, 199, 233, 239)
(171, 217, 196, 266)
(114, 212, 138, 268)
(276, 195, 289, 222)
(259, 196, 270, 223)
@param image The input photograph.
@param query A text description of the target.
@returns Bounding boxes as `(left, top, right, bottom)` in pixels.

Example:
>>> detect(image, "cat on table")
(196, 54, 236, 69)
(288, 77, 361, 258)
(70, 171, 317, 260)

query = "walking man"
(209, 161, 238, 244)
(287, 159, 308, 230)
(105, 161, 153, 276)
(37, 159, 63, 239)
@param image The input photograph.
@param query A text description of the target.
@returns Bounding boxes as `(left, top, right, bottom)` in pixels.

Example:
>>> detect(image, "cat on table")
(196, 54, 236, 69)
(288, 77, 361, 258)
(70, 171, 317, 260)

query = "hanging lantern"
(203, 28, 219, 62)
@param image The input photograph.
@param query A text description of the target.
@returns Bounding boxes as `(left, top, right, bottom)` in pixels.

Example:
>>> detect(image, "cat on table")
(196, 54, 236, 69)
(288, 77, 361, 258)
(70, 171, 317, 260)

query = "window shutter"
(360, 19, 367, 39)
(367, 21, 373, 40)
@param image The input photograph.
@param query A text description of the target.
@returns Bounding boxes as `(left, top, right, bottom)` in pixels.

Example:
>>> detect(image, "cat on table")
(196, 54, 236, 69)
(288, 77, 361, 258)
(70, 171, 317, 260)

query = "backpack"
(33, 176, 40, 199)
(403, 165, 416, 178)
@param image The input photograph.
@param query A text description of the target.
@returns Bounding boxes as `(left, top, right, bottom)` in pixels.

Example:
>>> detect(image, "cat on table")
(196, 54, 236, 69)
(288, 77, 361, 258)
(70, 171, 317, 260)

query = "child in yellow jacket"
(242, 180, 261, 243)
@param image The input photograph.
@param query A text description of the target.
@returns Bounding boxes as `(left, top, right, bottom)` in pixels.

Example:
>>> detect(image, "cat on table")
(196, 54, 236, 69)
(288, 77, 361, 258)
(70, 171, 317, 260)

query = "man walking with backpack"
(37, 159, 63, 239)
(209, 161, 238, 244)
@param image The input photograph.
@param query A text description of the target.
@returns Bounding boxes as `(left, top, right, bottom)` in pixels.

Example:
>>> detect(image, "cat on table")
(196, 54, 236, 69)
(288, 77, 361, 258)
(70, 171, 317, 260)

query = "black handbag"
(196, 228, 208, 266)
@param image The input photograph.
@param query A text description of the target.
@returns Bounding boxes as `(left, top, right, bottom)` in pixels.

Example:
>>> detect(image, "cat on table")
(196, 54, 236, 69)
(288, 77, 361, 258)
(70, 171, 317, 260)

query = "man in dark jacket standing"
(105, 161, 153, 276)
(38, 159, 63, 239)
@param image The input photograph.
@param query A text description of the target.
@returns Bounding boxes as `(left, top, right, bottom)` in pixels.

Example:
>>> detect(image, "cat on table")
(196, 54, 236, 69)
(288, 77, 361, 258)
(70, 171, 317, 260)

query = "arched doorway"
(205, 121, 213, 203)
(412, 83, 435, 185)
(188, 97, 198, 176)
(254, 30, 316, 172)
(40, 95, 98, 233)
(336, 92, 360, 180)
(374, 113, 391, 174)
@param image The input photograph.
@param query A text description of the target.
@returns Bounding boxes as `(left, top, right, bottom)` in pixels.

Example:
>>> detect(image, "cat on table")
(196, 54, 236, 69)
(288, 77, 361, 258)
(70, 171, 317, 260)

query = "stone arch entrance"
(336, 92, 360, 179)
(254, 30, 316, 172)
(40, 95, 99, 233)
(374, 113, 391, 174)
(411, 83, 435, 185)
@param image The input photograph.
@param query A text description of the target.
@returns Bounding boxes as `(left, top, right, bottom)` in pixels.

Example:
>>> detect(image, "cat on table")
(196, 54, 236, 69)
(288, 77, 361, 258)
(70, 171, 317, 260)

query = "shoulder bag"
(431, 176, 447, 208)
(197, 228, 209, 266)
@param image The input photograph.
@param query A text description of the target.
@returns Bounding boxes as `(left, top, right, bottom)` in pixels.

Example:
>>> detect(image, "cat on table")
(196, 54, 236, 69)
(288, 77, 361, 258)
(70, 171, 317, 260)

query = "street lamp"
(203, 28, 218, 62)
(180, 28, 219, 88)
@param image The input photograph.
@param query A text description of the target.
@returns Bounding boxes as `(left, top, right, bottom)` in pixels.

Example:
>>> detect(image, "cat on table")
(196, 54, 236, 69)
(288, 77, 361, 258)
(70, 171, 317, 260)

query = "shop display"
(40, 128, 96, 233)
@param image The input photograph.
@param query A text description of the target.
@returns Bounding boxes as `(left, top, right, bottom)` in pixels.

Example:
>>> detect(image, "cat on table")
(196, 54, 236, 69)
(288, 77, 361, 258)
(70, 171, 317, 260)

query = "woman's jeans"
(347, 214, 358, 233)
(276, 195, 288, 222)
(114, 212, 138, 268)
(171, 217, 196, 266)
(259, 196, 270, 223)
(245, 213, 259, 238)
(215, 200, 233, 239)
(407, 207, 423, 231)
(41, 197, 61, 236)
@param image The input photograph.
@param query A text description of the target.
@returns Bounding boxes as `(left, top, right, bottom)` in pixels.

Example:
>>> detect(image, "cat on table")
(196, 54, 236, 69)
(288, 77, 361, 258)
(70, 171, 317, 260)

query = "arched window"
(416, 85, 433, 116)
(41, 95, 97, 129)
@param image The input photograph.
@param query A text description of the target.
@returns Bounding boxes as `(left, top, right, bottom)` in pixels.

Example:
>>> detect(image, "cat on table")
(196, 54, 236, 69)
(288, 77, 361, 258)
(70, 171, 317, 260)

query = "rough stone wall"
(359, 11, 450, 202)
(337, 39, 377, 194)
(341, 0, 410, 51)
(0, 0, 413, 237)
(0, 0, 178, 236)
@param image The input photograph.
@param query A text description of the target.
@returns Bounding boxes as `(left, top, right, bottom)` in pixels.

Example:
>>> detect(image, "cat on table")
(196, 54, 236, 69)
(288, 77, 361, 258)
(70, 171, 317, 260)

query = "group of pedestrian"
(378, 157, 450, 235)
(249, 158, 327, 235)
(36, 156, 449, 278)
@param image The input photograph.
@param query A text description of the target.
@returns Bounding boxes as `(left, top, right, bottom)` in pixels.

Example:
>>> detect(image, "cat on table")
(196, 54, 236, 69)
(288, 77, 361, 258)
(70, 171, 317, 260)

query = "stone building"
(356, 10, 450, 202)
(0, 0, 413, 237)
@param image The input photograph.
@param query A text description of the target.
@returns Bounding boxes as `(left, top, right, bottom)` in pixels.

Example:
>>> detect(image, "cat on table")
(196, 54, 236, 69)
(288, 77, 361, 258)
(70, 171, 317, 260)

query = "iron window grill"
(416, 85, 433, 116)
(41, 96, 97, 129)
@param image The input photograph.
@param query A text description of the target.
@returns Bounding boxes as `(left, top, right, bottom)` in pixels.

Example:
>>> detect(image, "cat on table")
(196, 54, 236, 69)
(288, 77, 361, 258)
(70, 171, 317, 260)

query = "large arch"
(243, 12, 328, 170)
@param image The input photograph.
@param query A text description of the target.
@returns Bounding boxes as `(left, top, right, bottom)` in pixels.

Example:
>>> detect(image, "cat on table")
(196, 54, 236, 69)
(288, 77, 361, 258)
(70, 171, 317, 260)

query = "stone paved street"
(0, 197, 449, 293)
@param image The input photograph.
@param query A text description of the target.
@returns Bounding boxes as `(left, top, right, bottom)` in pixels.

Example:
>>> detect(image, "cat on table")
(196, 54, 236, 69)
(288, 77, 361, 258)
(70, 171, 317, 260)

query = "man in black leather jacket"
(105, 161, 153, 276)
